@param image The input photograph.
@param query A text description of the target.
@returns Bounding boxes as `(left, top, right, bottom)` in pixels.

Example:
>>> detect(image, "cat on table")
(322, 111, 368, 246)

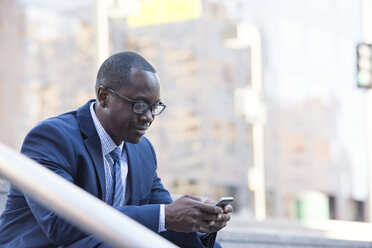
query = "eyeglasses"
(104, 87, 166, 116)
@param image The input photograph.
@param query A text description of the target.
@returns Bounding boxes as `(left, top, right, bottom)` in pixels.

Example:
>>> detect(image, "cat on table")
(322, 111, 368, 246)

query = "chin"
(126, 136, 143, 144)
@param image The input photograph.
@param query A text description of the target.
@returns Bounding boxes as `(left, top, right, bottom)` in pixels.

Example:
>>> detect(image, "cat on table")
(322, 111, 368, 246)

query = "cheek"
(115, 113, 134, 129)
(110, 106, 128, 124)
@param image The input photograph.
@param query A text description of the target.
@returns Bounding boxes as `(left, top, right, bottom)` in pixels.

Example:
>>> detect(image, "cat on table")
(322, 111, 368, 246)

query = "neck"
(94, 101, 122, 146)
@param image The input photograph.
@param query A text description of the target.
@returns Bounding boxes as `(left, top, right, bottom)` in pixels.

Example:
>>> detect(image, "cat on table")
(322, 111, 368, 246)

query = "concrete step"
(217, 216, 372, 248)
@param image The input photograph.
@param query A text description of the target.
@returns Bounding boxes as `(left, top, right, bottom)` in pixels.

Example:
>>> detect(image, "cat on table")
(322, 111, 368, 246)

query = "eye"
(133, 102, 149, 113)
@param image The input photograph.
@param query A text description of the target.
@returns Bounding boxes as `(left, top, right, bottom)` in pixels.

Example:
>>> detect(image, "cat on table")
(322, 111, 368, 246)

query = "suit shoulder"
(22, 111, 81, 150)
(138, 136, 155, 150)
(140, 136, 151, 145)
(137, 136, 157, 165)
(32, 110, 79, 133)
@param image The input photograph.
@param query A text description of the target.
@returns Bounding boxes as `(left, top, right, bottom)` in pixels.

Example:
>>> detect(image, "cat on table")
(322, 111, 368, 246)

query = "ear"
(97, 86, 109, 108)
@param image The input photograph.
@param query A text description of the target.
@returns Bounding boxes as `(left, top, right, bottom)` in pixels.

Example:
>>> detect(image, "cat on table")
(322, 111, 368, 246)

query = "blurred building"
(114, 1, 255, 211)
(115, 0, 366, 221)
(0, 0, 96, 151)
(0, 0, 96, 208)
(0, 0, 26, 149)
(209, 0, 366, 221)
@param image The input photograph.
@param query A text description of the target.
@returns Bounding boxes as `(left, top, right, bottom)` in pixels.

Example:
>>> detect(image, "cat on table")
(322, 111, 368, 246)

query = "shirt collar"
(90, 102, 123, 156)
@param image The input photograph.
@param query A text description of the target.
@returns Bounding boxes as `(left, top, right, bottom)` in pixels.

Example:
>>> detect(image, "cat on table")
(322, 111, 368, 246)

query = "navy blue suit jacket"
(0, 100, 216, 248)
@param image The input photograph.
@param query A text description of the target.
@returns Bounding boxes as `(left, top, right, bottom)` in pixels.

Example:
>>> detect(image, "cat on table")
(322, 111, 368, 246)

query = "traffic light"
(357, 43, 372, 89)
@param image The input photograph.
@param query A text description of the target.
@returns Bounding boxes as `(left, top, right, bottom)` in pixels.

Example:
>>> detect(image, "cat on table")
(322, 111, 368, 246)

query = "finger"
(207, 221, 227, 232)
(199, 212, 219, 221)
(191, 225, 200, 233)
(197, 202, 223, 214)
(197, 220, 213, 231)
(216, 213, 230, 222)
(200, 219, 228, 233)
(185, 194, 203, 202)
(223, 205, 233, 213)
(199, 227, 211, 233)
(203, 198, 215, 204)
(215, 221, 227, 230)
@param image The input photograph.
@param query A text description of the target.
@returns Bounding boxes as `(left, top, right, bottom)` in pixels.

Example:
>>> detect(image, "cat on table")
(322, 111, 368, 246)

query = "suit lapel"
(77, 100, 106, 201)
(84, 136, 106, 200)
(125, 142, 142, 205)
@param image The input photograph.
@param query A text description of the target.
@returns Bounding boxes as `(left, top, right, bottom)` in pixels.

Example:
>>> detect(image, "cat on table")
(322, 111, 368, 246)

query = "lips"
(132, 126, 148, 136)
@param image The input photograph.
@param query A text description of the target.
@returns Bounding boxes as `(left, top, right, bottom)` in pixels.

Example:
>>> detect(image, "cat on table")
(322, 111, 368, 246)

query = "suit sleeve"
(21, 121, 88, 245)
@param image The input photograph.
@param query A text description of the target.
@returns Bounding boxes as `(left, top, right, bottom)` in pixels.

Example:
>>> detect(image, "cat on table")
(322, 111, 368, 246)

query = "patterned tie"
(110, 147, 123, 207)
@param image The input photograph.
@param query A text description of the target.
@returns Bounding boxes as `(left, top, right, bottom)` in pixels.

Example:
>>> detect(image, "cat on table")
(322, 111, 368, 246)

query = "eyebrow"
(131, 96, 162, 105)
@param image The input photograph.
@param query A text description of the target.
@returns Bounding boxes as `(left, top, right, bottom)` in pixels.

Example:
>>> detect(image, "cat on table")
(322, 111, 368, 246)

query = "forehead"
(121, 68, 160, 101)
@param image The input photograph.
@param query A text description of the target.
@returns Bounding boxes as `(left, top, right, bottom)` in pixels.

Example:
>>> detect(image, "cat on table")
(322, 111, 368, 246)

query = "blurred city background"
(1, 0, 372, 246)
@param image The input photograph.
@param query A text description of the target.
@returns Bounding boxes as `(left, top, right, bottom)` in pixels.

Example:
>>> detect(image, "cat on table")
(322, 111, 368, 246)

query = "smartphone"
(216, 197, 234, 207)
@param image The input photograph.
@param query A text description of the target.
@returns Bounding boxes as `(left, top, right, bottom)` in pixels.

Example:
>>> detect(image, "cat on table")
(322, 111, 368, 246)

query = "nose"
(139, 109, 154, 123)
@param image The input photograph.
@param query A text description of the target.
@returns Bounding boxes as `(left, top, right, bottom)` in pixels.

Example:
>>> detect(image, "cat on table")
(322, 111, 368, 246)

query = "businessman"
(0, 51, 232, 247)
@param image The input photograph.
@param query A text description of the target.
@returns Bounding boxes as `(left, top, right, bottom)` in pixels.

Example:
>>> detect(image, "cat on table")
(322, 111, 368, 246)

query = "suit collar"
(77, 100, 106, 200)
(125, 142, 142, 205)
(77, 100, 97, 138)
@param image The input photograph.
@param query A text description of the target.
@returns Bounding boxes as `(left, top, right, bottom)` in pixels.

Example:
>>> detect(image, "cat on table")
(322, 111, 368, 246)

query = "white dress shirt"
(89, 102, 166, 232)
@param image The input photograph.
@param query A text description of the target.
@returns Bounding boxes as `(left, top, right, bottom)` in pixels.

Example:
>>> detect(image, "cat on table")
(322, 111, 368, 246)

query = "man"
(0, 51, 232, 247)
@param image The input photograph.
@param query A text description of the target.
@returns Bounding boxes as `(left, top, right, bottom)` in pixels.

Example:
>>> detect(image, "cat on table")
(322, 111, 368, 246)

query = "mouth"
(132, 126, 148, 136)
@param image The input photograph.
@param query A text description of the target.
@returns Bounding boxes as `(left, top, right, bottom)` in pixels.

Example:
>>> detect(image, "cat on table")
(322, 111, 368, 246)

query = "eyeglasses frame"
(103, 86, 166, 116)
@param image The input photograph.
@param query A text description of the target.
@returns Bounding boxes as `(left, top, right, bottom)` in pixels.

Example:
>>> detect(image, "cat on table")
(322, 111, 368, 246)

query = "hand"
(165, 194, 223, 233)
(199, 199, 233, 233)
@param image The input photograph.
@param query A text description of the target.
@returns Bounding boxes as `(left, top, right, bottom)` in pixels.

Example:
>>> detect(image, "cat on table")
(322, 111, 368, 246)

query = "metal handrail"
(0, 142, 177, 248)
